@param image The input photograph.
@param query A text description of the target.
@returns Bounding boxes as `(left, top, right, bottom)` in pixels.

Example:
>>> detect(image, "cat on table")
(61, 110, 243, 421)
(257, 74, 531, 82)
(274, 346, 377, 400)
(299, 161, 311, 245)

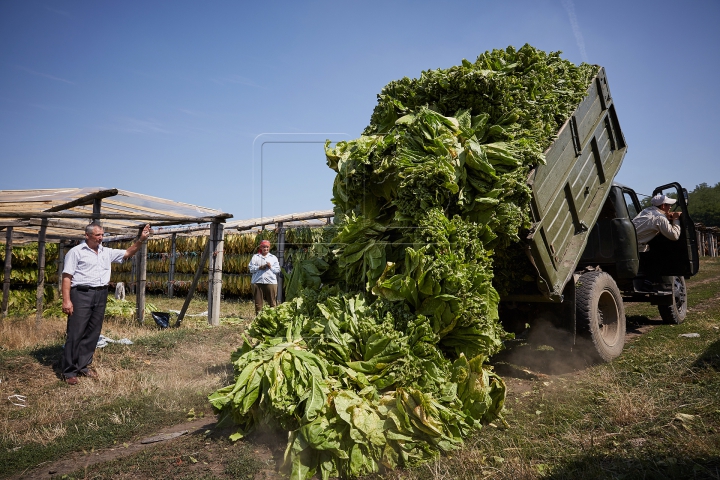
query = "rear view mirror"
(683, 188, 689, 207)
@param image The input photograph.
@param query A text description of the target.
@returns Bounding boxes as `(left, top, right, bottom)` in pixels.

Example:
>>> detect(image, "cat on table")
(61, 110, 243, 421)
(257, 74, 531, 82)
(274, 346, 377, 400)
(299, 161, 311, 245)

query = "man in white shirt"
(248, 239, 281, 314)
(632, 194, 682, 252)
(60, 222, 150, 385)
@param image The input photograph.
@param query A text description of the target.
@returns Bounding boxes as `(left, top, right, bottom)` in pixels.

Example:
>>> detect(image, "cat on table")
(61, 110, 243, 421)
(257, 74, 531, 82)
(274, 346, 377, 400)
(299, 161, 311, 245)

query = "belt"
(72, 285, 108, 291)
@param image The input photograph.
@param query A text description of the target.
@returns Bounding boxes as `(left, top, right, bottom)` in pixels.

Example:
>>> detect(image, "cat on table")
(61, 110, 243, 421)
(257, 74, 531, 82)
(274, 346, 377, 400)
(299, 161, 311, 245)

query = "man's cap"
(259, 240, 271, 246)
(651, 194, 677, 206)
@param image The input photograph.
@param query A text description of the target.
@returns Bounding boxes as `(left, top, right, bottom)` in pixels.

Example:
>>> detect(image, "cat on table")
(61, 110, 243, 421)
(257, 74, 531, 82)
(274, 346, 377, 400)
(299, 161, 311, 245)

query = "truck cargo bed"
(516, 68, 627, 301)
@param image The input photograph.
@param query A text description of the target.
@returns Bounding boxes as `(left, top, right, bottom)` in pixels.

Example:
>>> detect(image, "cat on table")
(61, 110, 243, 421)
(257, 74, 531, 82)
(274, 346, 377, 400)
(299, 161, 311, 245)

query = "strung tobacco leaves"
(210, 44, 597, 479)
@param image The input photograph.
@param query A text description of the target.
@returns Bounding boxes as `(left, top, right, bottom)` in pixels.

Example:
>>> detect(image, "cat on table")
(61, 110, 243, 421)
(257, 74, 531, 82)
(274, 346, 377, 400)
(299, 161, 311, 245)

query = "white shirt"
(248, 252, 281, 284)
(63, 242, 126, 287)
(632, 206, 681, 250)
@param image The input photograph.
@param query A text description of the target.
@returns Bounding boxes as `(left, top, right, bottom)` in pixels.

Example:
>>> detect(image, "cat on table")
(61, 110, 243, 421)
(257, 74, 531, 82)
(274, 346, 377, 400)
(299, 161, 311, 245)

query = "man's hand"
(123, 224, 152, 261)
(140, 224, 151, 241)
(667, 212, 682, 221)
(62, 298, 73, 316)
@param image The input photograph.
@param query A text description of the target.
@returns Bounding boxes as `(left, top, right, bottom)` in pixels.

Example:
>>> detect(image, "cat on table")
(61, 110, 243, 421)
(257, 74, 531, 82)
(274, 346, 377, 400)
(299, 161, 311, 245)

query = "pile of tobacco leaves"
(209, 44, 597, 479)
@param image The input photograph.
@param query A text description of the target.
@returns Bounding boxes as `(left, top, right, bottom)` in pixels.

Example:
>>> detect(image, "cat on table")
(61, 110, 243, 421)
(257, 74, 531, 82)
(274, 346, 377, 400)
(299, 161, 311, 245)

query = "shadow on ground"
(28, 343, 65, 379)
(693, 337, 720, 371)
(544, 453, 720, 479)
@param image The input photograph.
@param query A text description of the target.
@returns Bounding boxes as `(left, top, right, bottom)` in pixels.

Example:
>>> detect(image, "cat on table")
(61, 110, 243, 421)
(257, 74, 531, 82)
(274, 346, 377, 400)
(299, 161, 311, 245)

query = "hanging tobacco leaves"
(210, 44, 597, 479)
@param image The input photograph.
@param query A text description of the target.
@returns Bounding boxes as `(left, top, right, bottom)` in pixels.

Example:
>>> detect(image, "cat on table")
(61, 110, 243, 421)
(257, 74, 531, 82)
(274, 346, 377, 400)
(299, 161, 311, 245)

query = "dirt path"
(11, 418, 217, 480)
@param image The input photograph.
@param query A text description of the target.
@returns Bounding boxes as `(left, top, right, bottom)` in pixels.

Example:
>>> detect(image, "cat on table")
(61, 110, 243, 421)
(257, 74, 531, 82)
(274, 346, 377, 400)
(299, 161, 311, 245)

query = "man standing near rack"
(60, 222, 150, 385)
(248, 239, 281, 315)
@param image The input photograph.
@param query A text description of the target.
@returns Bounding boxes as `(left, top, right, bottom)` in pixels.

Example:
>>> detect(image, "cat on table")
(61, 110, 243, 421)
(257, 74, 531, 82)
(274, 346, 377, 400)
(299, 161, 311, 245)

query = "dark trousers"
(61, 288, 107, 378)
(252, 283, 277, 314)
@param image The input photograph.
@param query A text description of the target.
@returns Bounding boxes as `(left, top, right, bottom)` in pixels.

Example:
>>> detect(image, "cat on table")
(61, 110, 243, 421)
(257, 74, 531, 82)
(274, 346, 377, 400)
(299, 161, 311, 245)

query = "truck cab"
(566, 181, 699, 359)
(579, 182, 698, 306)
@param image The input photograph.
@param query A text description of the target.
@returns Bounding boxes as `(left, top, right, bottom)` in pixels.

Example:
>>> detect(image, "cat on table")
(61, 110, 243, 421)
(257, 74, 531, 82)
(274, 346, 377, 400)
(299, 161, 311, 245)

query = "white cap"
(651, 194, 677, 207)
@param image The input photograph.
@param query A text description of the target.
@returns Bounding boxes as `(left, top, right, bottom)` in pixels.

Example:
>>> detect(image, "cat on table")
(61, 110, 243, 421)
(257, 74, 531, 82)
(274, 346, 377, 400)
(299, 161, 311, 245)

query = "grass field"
(1, 258, 719, 480)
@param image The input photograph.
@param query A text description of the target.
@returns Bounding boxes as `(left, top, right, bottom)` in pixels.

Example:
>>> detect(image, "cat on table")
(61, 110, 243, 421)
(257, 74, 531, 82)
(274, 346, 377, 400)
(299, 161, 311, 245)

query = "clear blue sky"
(2, 1, 719, 220)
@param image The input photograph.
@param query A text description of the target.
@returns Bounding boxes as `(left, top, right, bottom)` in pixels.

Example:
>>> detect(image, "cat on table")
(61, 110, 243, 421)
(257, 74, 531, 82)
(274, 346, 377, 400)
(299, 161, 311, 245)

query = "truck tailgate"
(525, 67, 627, 300)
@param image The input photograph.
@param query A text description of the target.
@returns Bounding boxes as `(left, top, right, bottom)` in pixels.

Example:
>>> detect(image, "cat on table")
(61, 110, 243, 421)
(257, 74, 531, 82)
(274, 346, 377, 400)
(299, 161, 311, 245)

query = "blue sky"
(1, 1, 719, 220)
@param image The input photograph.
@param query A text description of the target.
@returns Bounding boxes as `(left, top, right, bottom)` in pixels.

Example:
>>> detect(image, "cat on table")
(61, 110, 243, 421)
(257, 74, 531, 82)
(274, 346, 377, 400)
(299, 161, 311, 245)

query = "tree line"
(688, 182, 720, 227)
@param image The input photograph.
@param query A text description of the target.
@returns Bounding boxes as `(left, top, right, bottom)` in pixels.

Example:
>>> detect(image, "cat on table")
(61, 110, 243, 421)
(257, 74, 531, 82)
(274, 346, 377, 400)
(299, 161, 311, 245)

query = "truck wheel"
(658, 276, 687, 324)
(576, 271, 626, 362)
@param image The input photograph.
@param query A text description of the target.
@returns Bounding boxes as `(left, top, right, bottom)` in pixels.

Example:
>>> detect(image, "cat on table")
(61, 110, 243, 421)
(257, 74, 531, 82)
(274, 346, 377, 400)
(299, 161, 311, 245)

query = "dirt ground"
(12, 418, 213, 480)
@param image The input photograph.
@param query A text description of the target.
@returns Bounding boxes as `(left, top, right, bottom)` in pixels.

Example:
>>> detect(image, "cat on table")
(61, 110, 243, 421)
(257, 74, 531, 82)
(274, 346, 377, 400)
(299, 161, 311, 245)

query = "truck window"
(623, 192, 638, 219)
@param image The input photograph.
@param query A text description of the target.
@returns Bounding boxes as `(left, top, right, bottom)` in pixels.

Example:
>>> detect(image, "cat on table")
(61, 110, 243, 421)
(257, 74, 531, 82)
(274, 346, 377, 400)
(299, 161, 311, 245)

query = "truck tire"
(576, 271, 626, 362)
(658, 276, 687, 324)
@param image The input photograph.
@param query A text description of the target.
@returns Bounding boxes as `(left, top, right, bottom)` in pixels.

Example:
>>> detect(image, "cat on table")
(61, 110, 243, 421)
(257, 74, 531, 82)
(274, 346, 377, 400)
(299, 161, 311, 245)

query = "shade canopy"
(0, 187, 232, 243)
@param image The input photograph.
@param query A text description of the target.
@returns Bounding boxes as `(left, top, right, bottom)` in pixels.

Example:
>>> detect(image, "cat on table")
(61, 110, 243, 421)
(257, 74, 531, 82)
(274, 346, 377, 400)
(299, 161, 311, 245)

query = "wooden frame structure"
(230, 210, 334, 303)
(696, 224, 720, 258)
(105, 210, 335, 310)
(0, 188, 232, 326)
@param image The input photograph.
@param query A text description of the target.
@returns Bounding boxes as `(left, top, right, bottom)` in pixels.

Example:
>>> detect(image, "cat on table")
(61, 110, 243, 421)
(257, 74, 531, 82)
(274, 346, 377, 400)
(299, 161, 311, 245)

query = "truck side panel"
(524, 68, 627, 300)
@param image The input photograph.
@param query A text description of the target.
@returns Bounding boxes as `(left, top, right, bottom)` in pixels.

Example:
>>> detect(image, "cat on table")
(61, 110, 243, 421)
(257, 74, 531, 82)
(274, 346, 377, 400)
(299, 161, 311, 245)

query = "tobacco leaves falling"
(209, 44, 597, 479)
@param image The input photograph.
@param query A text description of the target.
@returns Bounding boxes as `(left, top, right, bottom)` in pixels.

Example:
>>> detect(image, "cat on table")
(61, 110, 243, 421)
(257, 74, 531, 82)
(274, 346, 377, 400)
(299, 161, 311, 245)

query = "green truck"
(502, 68, 700, 361)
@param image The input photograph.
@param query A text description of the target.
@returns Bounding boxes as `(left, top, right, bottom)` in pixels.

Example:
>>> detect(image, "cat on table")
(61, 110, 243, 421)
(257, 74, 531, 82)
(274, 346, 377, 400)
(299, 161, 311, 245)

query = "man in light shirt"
(248, 239, 281, 314)
(60, 222, 150, 385)
(632, 193, 682, 252)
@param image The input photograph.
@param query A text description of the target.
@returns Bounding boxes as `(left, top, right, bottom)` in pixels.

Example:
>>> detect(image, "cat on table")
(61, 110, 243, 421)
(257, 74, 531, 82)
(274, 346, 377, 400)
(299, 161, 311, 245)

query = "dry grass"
(0, 293, 255, 477)
(590, 367, 660, 428)
(0, 291, 255, 352)
(124, 292, 257, 321)
(0, 316, 66, 351)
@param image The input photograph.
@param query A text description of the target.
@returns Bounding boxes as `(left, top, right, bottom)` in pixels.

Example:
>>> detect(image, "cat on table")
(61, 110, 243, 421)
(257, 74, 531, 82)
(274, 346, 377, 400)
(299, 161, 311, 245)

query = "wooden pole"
(706, 232, 711, 257)
(708, 232, 713, 257)
(207, 222, 224, 326)
(177, 240, 211, 326)
(704, 232, 709, 256)
(130, 254, 137, 294)
(136, 239, 148, 324)
(93, 199, 102, 221)
(0, 211, 232, 222)
(696, 231, 703, 257)
(276, 222, 285, 304)
(35, 219, 48, 325)
(1, 227, 13, 319)
(45, 189, 118, 212)
(707, 232, 712, 257)
(168, 233, 176, 297)
(57, 241, 65, 292)
(233, 210, 333, 232)
(708, 233, 717, 257)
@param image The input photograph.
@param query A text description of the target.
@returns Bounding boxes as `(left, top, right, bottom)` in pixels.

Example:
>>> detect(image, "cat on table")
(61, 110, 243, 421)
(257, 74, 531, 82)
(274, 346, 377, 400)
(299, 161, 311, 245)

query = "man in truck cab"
(632, 193, 682, 252)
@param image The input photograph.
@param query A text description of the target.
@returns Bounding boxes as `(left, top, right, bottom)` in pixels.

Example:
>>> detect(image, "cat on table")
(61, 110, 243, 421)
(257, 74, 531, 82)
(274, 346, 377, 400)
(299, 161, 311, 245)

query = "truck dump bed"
(522, 67, 627, 301)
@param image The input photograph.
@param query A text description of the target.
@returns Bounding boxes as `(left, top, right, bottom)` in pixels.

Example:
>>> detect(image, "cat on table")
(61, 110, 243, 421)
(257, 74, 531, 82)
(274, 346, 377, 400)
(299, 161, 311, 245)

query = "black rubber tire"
(658, 276, 687, 325)
(576, 271, 626, 362)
